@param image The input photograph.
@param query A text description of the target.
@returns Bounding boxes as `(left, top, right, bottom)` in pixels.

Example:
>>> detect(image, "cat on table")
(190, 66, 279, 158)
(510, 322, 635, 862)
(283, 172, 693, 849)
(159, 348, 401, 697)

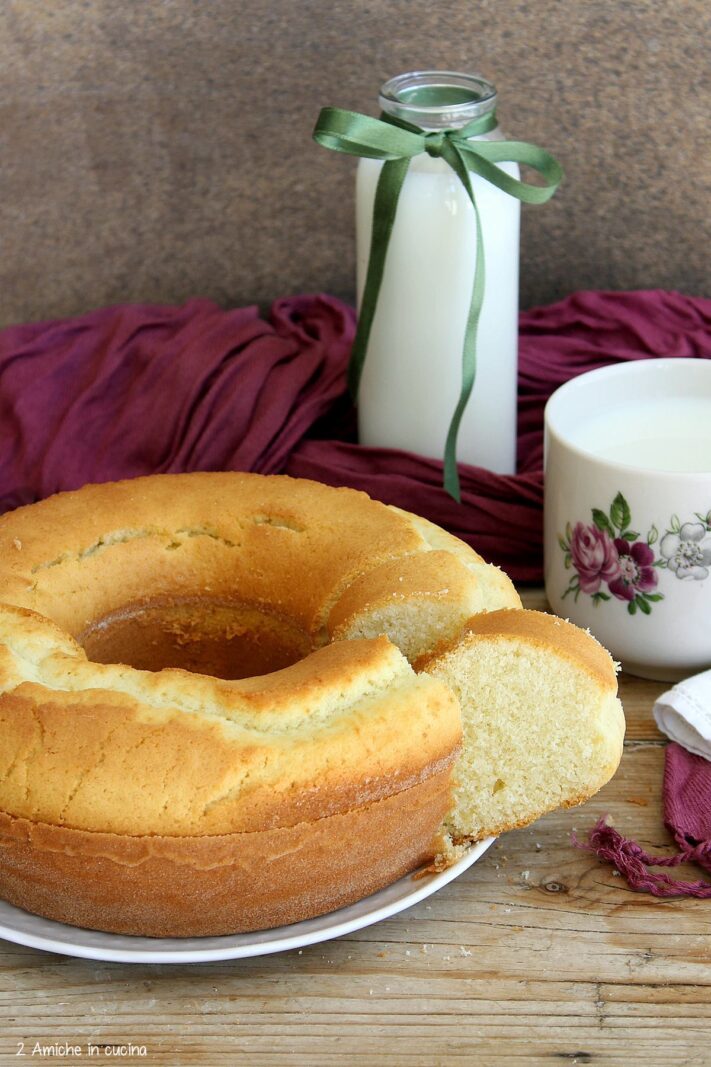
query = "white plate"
(0, 838, 494, 964)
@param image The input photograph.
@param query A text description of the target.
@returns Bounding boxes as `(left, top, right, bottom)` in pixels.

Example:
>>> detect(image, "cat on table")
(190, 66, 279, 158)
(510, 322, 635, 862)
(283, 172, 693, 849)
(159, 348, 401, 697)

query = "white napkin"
(653, 669, 711, 761)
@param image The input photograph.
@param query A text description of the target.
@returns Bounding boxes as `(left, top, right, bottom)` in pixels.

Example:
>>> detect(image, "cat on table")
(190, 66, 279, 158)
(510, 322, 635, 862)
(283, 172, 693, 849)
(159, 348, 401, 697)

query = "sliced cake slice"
(417, 608, 625, 843)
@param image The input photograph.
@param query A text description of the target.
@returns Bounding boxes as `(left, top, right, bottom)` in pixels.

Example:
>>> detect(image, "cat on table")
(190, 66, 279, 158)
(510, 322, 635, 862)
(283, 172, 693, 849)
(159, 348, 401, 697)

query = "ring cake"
(0, 472, 624, 936)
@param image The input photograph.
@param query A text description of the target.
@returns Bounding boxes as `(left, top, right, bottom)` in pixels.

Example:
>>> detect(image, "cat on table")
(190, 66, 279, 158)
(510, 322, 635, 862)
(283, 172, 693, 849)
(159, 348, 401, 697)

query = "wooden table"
(3, 589, 710, 1066)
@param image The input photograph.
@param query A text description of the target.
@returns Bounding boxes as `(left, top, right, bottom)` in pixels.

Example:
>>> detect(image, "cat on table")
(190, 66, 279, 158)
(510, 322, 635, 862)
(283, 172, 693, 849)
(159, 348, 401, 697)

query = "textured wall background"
(1, 0, 709, 328)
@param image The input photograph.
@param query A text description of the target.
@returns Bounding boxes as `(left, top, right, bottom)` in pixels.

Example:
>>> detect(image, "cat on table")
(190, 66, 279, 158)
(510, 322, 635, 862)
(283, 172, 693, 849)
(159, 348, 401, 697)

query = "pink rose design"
(607, 539, 659, 602)
(569, 522, 621, 594)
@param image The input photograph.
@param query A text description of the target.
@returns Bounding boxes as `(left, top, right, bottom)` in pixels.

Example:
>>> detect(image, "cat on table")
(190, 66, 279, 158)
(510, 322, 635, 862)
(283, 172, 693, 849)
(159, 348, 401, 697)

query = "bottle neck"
(379, 71, 497, 132)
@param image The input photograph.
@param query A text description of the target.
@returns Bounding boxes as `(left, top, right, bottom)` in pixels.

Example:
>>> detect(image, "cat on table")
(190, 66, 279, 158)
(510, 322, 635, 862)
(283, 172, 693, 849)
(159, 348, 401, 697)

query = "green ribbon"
(313, 105, 563, 501)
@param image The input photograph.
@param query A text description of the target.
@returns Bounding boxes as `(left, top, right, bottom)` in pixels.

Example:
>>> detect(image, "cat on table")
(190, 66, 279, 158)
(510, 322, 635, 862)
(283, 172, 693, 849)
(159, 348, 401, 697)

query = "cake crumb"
(459, 946, 472, 957)
(12, 539, 21, 550)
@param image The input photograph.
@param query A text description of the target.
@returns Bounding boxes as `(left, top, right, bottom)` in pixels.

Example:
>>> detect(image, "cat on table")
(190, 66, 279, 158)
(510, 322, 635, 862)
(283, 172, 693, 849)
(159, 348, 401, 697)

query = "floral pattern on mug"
(659, 513, 711, 581)
(559, 492, 664, 616)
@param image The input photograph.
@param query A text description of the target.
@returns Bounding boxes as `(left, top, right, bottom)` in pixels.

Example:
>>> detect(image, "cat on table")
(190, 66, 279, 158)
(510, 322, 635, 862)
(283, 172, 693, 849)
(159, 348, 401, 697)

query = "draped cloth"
(1, 289, 710, 581)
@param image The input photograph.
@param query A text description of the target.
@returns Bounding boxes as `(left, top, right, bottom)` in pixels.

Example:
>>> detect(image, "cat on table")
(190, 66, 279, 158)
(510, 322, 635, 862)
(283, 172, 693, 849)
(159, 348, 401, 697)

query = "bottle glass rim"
(379, 71, 497, 129)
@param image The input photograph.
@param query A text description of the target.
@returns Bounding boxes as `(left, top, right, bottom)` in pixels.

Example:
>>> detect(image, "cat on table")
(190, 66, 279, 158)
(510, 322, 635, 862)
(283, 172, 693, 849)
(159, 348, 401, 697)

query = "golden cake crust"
(416, 607, 618, 689)
(0, 770, 453, 937)
(0, 472, 518, 641)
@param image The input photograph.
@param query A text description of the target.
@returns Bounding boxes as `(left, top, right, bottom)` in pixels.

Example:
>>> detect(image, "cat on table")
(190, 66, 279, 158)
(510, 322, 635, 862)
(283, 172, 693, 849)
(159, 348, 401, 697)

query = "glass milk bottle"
(356, 71, 520, 474)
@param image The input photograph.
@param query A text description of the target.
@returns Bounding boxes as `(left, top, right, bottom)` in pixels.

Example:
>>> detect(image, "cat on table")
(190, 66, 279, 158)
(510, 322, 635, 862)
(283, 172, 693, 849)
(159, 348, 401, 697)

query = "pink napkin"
(2, 288, 710, 582)
(579, 744, 711, 897)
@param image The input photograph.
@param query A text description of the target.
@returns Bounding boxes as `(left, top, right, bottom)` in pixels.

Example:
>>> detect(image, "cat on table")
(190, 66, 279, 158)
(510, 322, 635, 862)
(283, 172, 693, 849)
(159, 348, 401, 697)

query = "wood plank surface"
(2, 589, 709, 1066)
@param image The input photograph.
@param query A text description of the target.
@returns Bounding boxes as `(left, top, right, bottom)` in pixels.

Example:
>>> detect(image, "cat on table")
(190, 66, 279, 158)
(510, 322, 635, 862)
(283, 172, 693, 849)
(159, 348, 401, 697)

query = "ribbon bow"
(313, 106, 563, 501)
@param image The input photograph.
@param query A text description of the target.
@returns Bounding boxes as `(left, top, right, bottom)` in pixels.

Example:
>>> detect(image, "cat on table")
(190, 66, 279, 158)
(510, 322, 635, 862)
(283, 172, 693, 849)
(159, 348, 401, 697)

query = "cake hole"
(78, 597, 313, 680)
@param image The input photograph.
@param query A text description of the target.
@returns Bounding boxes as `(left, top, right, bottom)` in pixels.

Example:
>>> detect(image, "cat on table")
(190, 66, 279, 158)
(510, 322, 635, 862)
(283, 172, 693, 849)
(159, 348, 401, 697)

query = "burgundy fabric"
(1, 288, 710, 580)
(577, 743, 711, 897)
(665, 741, 711, 849)
(0, 295, 354, 508)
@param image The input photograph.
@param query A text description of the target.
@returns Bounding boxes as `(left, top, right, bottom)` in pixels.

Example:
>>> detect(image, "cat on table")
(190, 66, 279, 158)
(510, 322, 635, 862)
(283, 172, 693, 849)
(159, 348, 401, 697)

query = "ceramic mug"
(544, 358, 711, 681)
